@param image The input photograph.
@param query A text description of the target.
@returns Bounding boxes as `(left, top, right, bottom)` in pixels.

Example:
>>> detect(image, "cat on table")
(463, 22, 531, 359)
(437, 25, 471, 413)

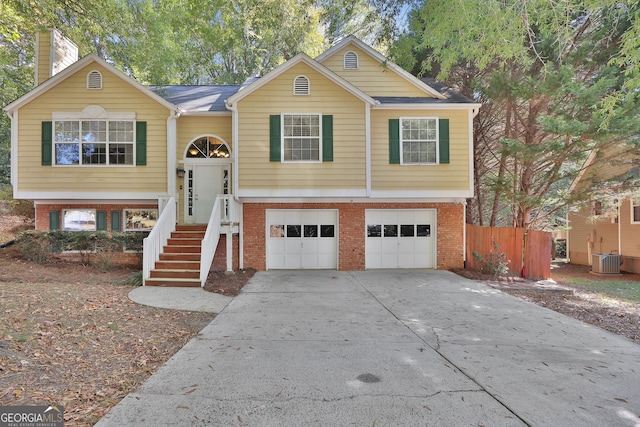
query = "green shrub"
(472, 242, 510, 276)
(15, 229, 147, 268)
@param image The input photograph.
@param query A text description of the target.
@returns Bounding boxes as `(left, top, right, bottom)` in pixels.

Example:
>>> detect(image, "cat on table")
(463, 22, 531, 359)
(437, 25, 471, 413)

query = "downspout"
(365, 103, 371, 197)
(166, 109, 181, 215)
(463, 198, 467, 267)
(465, 106, 480, 268)
(226, 99, 243, 269)
(4, 110, 18, 192)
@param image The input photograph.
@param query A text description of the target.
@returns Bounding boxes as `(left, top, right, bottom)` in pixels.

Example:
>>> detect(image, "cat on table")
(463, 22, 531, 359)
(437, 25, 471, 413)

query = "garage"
(266, 209, 338, 269)
(365, 209, 436, 269)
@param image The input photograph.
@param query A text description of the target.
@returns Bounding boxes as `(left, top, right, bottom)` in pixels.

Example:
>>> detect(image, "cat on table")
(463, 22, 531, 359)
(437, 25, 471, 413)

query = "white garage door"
(266, 209, 338, 269)
(365, 209, 436, 269)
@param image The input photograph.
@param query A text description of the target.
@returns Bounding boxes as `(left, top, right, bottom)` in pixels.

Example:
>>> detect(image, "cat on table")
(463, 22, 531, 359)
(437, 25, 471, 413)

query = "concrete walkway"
(129, 286, 233, 313)
(98, 270, 640, 426)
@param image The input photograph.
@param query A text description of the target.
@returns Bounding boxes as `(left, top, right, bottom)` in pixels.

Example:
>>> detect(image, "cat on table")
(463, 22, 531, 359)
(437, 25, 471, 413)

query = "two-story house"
(3, 29, 480, 285)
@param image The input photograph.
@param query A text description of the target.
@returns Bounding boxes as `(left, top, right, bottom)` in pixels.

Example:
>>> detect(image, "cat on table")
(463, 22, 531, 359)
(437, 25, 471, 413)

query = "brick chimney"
(34, 28, 78, 86)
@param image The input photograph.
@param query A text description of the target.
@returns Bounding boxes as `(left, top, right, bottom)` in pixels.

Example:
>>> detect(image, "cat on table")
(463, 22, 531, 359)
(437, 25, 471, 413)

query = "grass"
(561, 277, 640, 303)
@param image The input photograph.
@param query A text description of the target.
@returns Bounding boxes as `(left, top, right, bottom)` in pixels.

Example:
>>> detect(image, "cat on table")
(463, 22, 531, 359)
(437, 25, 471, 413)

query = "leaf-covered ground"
(453, 262, 640, 344)
(0, 253, 216, 426)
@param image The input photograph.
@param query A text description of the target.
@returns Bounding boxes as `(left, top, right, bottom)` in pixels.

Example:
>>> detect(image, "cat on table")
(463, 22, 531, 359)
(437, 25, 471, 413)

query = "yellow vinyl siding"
(176, 116, 232, 159)
(568, 204, 620, 265)
(320, 46, 433, 98)
(620, 198, 640, 258)
(371, 109, 470, 191)
(17, 63, 169, 194)
(237, 63, 366, 190)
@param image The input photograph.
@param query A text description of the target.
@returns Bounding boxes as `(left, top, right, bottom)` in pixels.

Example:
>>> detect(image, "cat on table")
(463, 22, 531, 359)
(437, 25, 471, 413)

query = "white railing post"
(142, 197, 176, 285)
(199, 197, 222, 287)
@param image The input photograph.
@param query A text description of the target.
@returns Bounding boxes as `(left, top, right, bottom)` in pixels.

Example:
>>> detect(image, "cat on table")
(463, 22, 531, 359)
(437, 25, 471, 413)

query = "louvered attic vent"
(294, 75, 310, 95)
(87, 70, 102, 89)
(344, 51, 358, 69)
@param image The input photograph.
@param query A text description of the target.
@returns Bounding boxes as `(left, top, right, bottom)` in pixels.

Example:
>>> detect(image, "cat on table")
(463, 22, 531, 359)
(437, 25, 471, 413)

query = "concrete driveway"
(97, 270, 640, 426)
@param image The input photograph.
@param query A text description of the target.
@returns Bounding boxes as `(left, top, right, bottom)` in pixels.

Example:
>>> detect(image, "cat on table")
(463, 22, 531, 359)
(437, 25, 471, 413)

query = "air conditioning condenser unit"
(591, 254, 621, 275)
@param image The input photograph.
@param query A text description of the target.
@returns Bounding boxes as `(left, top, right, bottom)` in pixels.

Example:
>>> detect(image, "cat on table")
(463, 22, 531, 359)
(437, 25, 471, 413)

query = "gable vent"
(344, 51, 358, 69)
(87, 70, 102, 89)
(293, 75, 310, 95)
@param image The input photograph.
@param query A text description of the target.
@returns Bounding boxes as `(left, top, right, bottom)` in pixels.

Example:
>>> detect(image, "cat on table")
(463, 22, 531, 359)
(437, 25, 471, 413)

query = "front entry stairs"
(145, 224, 206, 287)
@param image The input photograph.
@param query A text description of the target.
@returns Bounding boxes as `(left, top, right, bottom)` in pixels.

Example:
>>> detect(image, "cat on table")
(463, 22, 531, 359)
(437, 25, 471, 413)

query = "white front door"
(184, 164, 229, 224)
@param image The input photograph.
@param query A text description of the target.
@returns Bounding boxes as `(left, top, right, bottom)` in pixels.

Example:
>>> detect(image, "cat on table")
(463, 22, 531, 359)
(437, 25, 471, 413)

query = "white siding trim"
(34, 199, 159, 205)
(239, 197, 466, 204)
(16, 191, 168, 200)
(237, 189, 367, 198)
(370, 189, 473, 198)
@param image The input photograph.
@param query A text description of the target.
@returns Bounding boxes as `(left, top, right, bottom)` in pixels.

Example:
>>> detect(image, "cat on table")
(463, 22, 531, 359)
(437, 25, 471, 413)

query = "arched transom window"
(186, 136, 230, 158)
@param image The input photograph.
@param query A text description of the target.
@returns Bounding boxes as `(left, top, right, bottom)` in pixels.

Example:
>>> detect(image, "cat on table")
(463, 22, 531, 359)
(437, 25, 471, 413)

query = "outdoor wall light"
(176, 167, 186, 178)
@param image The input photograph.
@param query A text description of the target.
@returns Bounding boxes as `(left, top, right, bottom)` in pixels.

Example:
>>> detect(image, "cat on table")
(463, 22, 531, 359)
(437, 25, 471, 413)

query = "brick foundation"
(242, 202, 465, 271)
(211, 234, 240, 271)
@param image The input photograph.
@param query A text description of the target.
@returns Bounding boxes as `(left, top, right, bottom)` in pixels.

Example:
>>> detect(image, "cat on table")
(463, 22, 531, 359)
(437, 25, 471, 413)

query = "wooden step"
(163, 245, 201, 254)
(175, 224, 207, 232)
(167, 238, 202, 246)
(171, 231, 205, 239)
(159, 253, 200, 261)
(154, 260, 200, 270)
(150, 269, 200, 279)
(145, 277, 201, 287)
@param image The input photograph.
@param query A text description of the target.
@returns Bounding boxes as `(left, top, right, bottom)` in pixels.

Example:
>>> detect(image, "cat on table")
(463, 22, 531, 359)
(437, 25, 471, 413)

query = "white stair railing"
(142, 197, 176, 286)
(200, 197, 222, 287)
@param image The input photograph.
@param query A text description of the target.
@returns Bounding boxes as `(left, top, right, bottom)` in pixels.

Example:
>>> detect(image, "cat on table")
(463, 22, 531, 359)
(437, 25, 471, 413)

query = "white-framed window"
(632, 196, 640, 224)
(282, 113, 321, 162)
(87, 70, 102, 89)
(344, 51, 358, 69)
(54, 119, 134, 165)
(400, 117, 438, 164)
(293, 75, 310, 95)
(63, 209, 96, 231)
(124, 209, 157, 231)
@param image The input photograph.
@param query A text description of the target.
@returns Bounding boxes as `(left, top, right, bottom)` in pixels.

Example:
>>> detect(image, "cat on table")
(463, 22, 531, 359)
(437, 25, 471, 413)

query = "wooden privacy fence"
(466, 225, 552, 279)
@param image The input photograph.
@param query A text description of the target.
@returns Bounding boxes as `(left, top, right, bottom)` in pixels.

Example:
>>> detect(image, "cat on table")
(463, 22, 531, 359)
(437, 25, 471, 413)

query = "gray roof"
(374, 79, 474, 105)
(149, 77, 473, 112)
(150, 85, 241, 112)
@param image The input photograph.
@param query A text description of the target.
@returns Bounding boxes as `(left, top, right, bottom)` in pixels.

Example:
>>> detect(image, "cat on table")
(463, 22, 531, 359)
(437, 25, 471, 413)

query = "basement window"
(124, 209, 157, 231)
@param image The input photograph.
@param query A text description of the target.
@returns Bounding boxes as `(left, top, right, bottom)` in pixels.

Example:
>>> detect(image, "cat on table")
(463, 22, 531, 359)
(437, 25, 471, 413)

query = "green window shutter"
(322, 115, 333, 162)
(439, 119, 450, 164)
(269, 115, 281, 162)
(389, 119, 400, 164)
(111, 210, 121, 231)
(96, 210, 107, 231)
(42, 121, 52, 166)
(49, 210, 60, 230)
(136, 121, 147, 166)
